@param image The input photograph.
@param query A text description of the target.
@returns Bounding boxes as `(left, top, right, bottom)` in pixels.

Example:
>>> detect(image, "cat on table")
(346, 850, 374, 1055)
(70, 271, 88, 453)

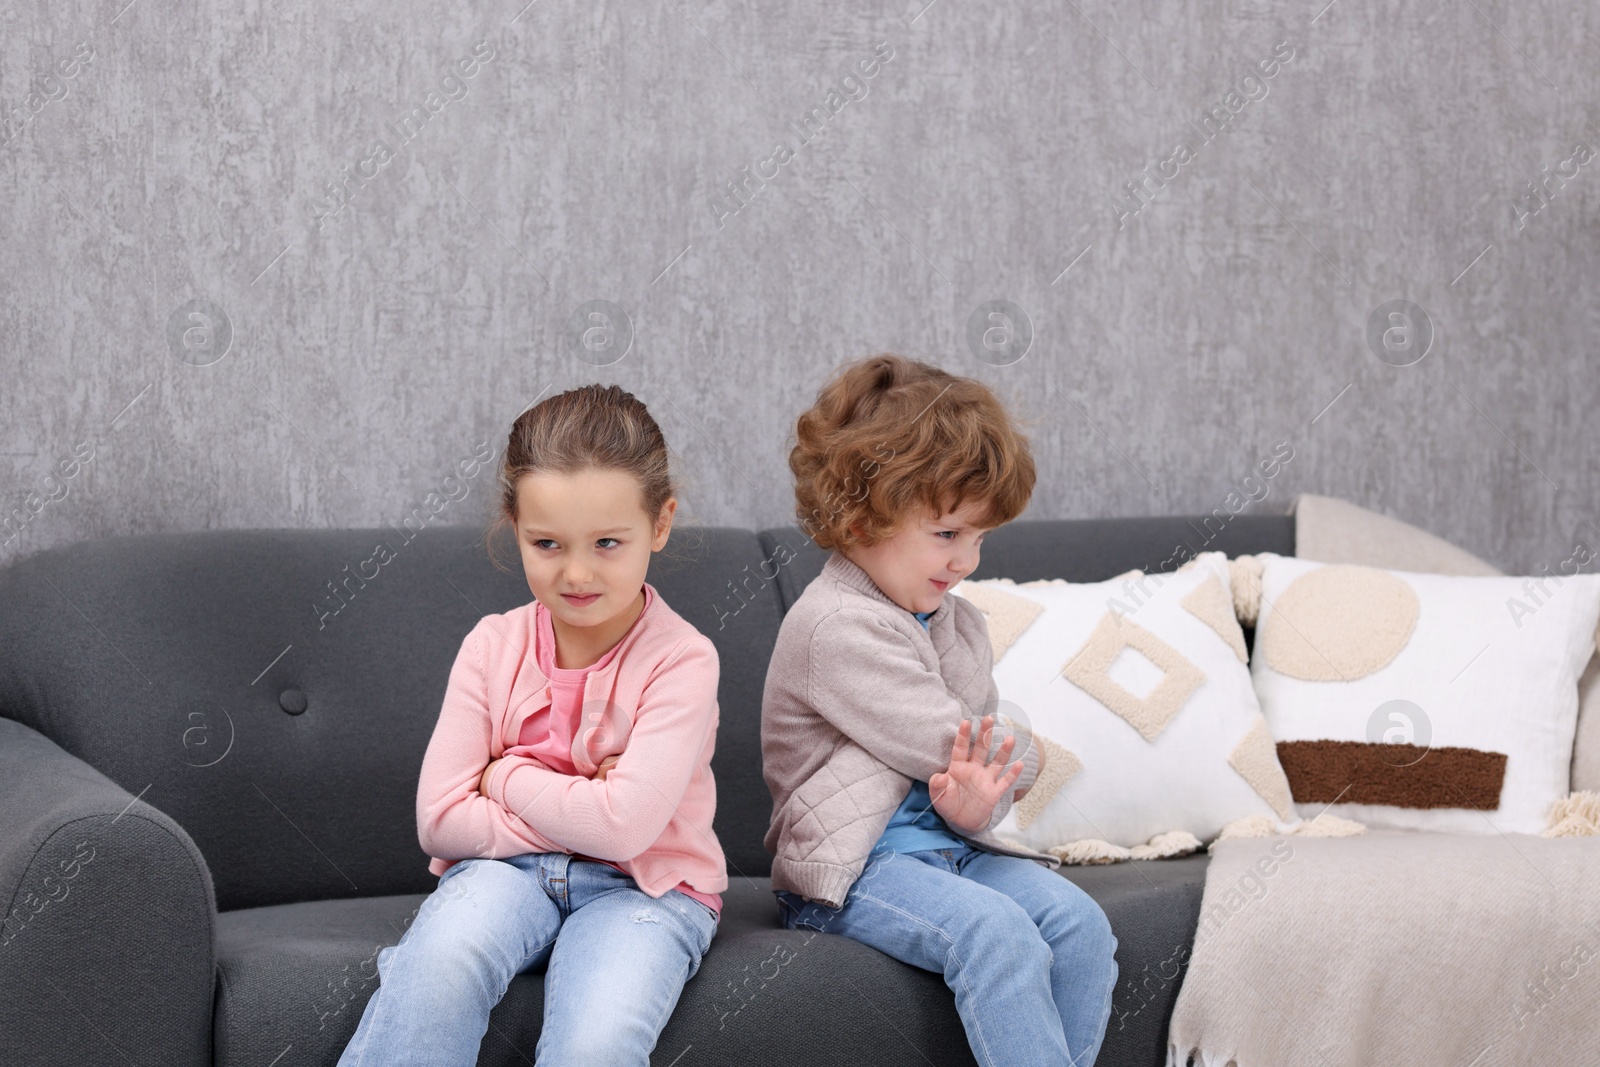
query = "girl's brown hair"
(789, 354, 1037, 552)
(487, 384, 694, 572)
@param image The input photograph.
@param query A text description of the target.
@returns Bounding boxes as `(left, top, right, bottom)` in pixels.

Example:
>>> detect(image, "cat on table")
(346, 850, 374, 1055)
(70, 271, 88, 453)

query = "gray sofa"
(0, 513, 1295, 1067)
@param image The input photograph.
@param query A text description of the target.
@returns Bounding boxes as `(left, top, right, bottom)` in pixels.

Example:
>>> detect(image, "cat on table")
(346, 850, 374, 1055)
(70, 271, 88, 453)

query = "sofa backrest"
(756, 514, 1296, 609)
(0, 524, 785, 911)
(0, 514, 1293, 912)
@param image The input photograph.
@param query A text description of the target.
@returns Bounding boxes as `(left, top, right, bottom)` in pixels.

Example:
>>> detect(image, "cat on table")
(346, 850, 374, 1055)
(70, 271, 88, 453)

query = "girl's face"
(513, 468, 674, 633)
(843, 498, 993, 614)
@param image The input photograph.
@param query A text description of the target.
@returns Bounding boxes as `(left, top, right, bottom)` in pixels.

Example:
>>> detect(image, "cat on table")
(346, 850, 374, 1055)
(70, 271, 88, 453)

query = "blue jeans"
(776, 844, 1118, 1067)
(337, 852, 718, 1067)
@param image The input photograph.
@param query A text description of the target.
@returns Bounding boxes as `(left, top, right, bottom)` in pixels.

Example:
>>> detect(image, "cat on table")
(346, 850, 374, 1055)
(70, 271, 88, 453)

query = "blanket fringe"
(1543, 790, 1600, 837)
(1208, 811, 1366, 851)
(1200, 791, 1600, 843)
(1038, 829, 1203, 865)
(1016, 811, 1374, 866)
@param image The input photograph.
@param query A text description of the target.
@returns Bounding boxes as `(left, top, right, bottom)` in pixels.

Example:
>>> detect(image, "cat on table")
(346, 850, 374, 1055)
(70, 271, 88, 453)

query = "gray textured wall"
(2, 0, 1596, 574)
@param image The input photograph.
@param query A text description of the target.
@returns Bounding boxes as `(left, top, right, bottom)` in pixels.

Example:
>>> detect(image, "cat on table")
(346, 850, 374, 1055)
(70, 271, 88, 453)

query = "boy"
(763, 354, 1118, 1067)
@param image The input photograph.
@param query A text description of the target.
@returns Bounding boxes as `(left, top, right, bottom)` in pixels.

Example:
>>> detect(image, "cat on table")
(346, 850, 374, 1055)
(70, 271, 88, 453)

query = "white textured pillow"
(1290, 491, 1600, 795)
(1248, 552, 1600, 834)
(950, 551, 1298, 855)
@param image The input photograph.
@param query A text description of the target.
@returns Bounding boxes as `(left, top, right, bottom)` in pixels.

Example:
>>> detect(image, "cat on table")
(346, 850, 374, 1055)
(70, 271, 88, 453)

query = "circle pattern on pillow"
(1259, 564, 1419, 681)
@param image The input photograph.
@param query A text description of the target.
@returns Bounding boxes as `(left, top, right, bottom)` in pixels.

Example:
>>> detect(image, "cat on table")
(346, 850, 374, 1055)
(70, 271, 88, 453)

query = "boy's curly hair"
(789, 354, 1037, 552)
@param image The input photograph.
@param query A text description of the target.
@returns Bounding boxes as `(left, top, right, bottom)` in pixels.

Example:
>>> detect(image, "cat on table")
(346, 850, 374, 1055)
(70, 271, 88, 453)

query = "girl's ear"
(652, 497, 677, 549)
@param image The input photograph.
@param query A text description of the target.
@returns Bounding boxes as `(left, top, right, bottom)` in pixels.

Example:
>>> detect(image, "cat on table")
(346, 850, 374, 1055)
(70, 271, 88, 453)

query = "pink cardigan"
(415, 583, 729, 900)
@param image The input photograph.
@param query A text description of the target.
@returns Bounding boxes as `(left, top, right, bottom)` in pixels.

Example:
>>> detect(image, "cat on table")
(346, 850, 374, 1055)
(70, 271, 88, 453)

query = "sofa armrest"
(0, 717, 216, 1067)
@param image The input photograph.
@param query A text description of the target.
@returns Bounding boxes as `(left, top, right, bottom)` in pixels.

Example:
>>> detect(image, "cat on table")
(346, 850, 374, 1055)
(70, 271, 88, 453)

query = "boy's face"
(843, 498, 993, 614)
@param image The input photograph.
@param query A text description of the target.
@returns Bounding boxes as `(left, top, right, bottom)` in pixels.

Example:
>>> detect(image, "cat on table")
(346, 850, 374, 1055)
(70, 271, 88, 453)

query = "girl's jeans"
(776, 843, 1118, 1067)
(337, 852, 718, 1067)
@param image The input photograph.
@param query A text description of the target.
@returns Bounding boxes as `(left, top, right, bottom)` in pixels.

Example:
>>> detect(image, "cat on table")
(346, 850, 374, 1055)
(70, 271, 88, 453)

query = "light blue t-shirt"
(869, 608, 967, 855)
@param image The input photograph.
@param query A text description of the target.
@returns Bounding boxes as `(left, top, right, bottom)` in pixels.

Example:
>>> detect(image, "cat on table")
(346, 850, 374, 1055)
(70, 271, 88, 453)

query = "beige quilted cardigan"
(761, 551, 1057, 908)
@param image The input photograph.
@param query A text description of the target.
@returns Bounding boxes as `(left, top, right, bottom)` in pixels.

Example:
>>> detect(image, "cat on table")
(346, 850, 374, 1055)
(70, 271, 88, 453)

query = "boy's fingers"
(987, 758, 1023, 790)
(974, 732, 1016, 769)
(973, 715, 995, 758)
(951, 718, 973, 762)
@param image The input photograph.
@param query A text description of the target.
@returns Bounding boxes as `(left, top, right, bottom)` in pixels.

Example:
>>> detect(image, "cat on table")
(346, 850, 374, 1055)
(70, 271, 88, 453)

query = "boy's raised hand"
(929, 714, 1023, 834)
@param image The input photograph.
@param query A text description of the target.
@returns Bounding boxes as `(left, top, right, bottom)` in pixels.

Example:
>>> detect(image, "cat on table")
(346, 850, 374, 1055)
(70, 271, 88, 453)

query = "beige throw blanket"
(1169, 495, 1600, 1064)
(1166, 829, 1600, 1066)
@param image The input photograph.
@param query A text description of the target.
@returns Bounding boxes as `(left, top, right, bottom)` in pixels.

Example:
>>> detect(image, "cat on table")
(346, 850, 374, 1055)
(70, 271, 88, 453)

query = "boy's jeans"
(337, 852, 718, 1067)
(776, 843, 1118, 1067)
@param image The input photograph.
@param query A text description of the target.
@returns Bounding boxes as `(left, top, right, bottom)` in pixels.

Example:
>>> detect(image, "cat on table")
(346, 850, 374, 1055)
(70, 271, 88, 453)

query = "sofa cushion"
(211, 878, 974, 1067)
(214, 857, 1206, 1067)
(1289, 492, 1502, 576)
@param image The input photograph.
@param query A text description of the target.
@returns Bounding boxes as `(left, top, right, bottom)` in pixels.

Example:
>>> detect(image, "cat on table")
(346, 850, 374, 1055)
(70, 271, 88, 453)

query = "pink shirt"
(415, 581, 727, 915)
(515, 585, 720, 915)
(515, 590, 614, 777)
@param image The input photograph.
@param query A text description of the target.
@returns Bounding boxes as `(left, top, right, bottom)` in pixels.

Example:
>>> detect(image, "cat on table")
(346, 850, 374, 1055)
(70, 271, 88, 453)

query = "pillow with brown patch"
(1247, 552, 1600, 835)
(1288, 492, 1600, 795)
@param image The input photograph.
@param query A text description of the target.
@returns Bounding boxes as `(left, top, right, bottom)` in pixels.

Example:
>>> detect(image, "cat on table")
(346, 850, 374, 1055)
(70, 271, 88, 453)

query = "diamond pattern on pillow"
(954, 553, 1298, 858)
(1182, 573, 1248, 663)
(1227, 713, 1296, 819)
(953, 580, 1044, 663)
(1062, 612, 1204, 741)
(1014, 734, 1083, 830)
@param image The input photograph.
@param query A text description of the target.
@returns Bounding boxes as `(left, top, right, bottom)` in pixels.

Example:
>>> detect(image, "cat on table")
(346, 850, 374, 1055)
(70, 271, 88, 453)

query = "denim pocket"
(774, 889, 834, 932)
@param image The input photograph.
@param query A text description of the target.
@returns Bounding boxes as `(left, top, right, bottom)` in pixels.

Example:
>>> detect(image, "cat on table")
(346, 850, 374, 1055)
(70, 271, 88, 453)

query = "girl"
(339, 384, 728, 1066)
(762, 354, 1120, 1067)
